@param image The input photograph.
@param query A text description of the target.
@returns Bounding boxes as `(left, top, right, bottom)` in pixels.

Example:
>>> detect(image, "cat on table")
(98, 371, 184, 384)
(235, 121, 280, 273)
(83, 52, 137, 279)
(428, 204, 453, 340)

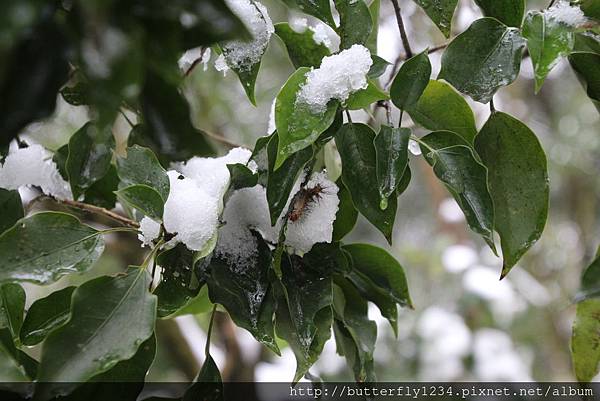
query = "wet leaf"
(83, 165, 119, 210)
(390, 50, 431, 110)
(569, 52, 600, 110)
(0, 212, 104, 285)
(0, 189, 23, 234)
(115, 184, 165, 221)
(332, 181, 358, 242)
(283, 0, 336, 28)
(474, 0, 525, 27)
(346, 79, 389, 110)
(20, 286, 75, 346)
(475, 112, 548, 278)
(227, 163, 258, 192)
(335, 0, 373, 49)
(274, 23, 330, 69)
(182, 354, 223, 401)
(439, 18, 525, 103)
(412, 0, 458, 38)
(117, 145, 170, 201)
(0, 283, 25, 344)
(374, 126, 410, 209)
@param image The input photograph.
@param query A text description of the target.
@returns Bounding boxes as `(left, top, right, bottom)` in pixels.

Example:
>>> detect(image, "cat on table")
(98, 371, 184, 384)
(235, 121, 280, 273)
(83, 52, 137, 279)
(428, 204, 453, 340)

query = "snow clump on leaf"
(545, 0, 587, 27)
(296, 44, 372, 113)
(138, 216, 161, 247)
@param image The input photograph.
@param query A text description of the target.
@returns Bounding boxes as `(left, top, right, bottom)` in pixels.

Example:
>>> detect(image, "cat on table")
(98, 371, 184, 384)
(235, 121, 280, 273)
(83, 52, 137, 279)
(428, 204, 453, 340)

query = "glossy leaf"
(140, 72, 214, 162)
(222, 52, 262, 106)
(390, 50, 432, 110)
(20, 286, 75, 346)
(0, 330, 32, 382)
(274, 67, 338, 169)
(117, 145, 170, 201)
(335, 0, 373, 49)
(343, 243, 412, 307)
(474, 0, 525, 27)
(475, 112, 548, 278)
(227, 163, 258, 192)
(0, 212, 104, 285)
(332, 180, 358, 242)
(267, 135, 313, 225)
(578, 250, 600, 302)
(412, 0, 458, 37)
(523, 11, 576, 92)
(366, 0, 380, 54)
(335, 123, 397, 243)
(374, 126, 410, 209)
(83, 165, 119, 210)
(420, 131, 496, 251)
(199, 233, 279, 354)
(439, 18, 526, 103)
(274, 23, 330, 69)
(346, 79, 389, 110)
(572, 299, 600, 382)
(66, 122, 116, 200)
(182, 354, 223, 401)
(569, 52, 600, 109)
(154, 244, 203, 318)
(0, 189, 23, 234)
(368, 55, 391, 79)
(0, 283, 25, 344)
(284, 0, 336, 28)
(36, 269, 157, 397)
(332, 280, 376, 382)
(115, 185, 165, 221)
(406, 80, 477, 143)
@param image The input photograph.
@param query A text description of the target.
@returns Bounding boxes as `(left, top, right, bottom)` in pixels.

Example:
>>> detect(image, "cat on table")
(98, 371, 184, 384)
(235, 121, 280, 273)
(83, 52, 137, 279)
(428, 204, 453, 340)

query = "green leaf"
(346, 79, 389, 110)
(439, 18, 526, 103)
(140, 72, 214, 162)
(0, 188, 23, 234)
(569, 52, 600, 109)
(222, 51, 262, 106)
(474, 0, 525, 27)
(0, 212, 104, 285)
(182, 354, 223, 401)
(580, 0, 600, 21)
(115, 184, 165, 221)
(154, 244, 203, 318)
(332, 280, 376, 382)
(412, 0, 458, 37)
(343, 243, 412, 307)
(0, 15, 69, 147)
(390, 50, 432, 110)
(406, 80, 477, 143)
(475, 112, 548, 278)
(227, 163, 258, 192)
(523, 11, 576, 92)
(572, 299, 600, 382)
(20, 286, 75, 346)
(0, 283, 25, 344)
(578, 251, 600, 302)
(335, 123, 397, 243)
(374, 126, 410, 209)
(274, 23, 331, 69)
(66, 122, 116, 200)
(36, 269, 157, 398)
(83, 165, 119, 210)
(267, 135, 313, 225)
(199, 233, 279, 354)
(274, 67, 338, 169)
(365, 0, 381, 54)
(420, 130, 496, 251)
(64, 335, 156, 401)
(283, 0, 336, 28)
(335, 0, 373, 49)
(275, 252, 334, 382)
(0, 330, 32, 382)
(60, 81, 90, 107)
(332, 180, 358, 242)
(368, 55, 391, 79)
(117, 145, 170, 201)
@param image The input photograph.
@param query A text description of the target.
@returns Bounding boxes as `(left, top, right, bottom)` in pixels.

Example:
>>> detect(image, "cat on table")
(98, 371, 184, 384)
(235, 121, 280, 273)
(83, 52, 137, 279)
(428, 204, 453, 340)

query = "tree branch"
(390, 0, 413, 59)
(58, 198, 140, 228)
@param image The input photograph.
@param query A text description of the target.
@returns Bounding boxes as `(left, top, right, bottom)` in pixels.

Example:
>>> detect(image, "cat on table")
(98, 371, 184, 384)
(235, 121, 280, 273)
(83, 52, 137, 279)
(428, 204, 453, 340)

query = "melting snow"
(0, 144, 72, 200)
(296, 44, 372, 113)
(546, 0, 587, 26)
(221, 0, 274, 72)
(138, 216, 161, 247)
(214, 54, 230, 75)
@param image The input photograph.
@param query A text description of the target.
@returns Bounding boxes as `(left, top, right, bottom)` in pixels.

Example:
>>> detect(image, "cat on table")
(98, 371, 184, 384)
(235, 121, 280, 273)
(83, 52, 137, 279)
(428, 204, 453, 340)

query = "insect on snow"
(288, 183, 329, 222)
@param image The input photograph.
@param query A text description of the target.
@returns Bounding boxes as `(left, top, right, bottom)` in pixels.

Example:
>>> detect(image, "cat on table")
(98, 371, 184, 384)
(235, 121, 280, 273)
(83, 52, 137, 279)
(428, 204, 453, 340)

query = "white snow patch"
(310, 24, 334, 50)
(178, 47, 211, 72)
(0, 144, 72, 200)
(408, 139, 422, 156)
(546, 0, 587, 27)
(214, 54, 230, 75)
(296, 44, 372, 113)
(138, 216, 161, 247)
(222, 0, 274, 72)
(289, 16, 308, 33)
(162, 170, 219, 251)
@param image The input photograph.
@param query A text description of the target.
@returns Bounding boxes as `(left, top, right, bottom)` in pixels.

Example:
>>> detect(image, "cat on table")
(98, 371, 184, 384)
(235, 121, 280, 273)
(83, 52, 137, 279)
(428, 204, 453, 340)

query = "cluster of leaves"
(0, 0, 599, 396)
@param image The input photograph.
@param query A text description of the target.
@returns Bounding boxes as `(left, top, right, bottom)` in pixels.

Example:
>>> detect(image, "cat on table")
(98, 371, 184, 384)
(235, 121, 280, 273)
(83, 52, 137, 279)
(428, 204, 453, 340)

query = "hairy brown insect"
(288, 184, 326, 222)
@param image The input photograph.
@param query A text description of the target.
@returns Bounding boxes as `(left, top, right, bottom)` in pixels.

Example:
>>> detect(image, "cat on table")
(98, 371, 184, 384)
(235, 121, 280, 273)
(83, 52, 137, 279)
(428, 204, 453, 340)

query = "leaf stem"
(58, 198, 140, 228)
(140, 238, 165, 270)
(205, 304, 218, 357)
(390, 0, 413, 59)
(410, 134, 434, 154)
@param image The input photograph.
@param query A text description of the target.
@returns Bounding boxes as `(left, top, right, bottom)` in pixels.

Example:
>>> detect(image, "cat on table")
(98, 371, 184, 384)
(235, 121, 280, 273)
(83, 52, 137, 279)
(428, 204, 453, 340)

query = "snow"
(546, 0, 587, 27)
(267, 98, 276, 134)
(408, 139, 422, 156)
(138, 216, 161, 247)
(284, 172, 339, 253)
(175, 147, 252, 199)
(0, 144, 72, 200)
(296, 44, 372, 113)
(162, 170, 219, 251)
(214, 54, 230, 75)
(289, 16, 308, 33)
(221, 0, 274, 72)
(310, 24, 334, 50)
(178, 47, 211, 72)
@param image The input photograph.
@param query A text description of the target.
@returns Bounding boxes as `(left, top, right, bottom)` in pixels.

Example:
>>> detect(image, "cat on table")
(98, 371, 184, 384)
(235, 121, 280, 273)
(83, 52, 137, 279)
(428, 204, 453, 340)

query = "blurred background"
(16, 0, 600, 383)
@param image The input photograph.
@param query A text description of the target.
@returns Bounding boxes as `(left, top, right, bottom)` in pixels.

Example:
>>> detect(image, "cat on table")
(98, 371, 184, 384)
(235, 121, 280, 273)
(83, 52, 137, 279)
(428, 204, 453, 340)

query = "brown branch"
(390, 0, 413, 59)
(184, 46, 208, 77)
(59, 198, 140, 228)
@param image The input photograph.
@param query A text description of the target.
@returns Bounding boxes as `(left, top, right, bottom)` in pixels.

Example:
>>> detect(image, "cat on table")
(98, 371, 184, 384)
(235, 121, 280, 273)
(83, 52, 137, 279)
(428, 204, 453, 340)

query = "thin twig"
(202, 129, 245, 149)
(184, 46, 208, 77)
(390, 0, 413, 59)
(206, 304, 218, 357)
(59, 198, 140, 228)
